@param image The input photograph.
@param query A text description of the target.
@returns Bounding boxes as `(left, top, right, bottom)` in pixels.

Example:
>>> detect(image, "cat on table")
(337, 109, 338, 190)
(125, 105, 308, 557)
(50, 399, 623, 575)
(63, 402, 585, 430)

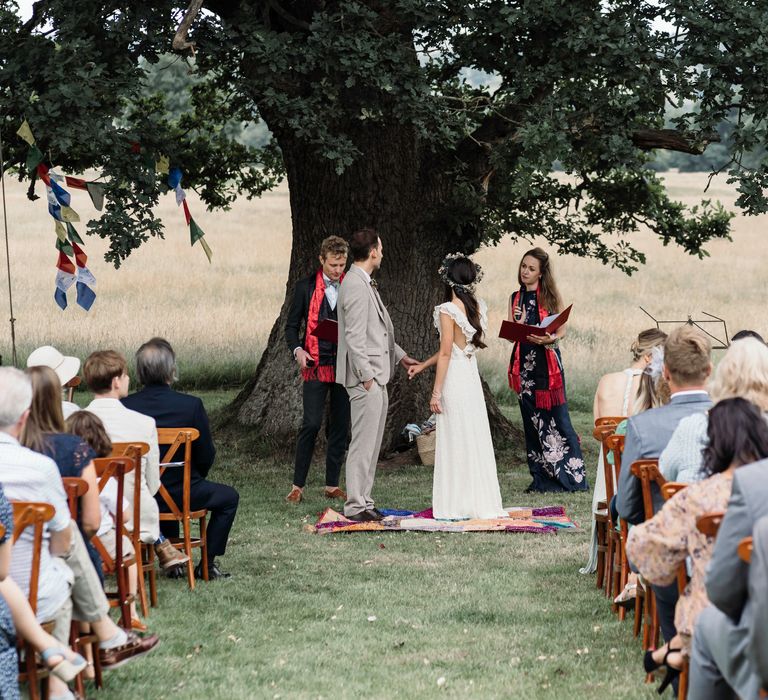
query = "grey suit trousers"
(689, 605, 760, 700)
(344, 382, 388, 516)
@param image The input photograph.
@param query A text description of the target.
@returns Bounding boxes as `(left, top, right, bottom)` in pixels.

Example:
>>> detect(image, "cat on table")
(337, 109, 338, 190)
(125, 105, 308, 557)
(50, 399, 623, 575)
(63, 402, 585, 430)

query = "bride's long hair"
(443, 257, 487, 349)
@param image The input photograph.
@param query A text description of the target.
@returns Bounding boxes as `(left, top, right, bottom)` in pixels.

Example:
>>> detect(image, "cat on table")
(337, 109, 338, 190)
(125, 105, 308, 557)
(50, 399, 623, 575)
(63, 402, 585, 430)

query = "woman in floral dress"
(508, 247, 587, 492)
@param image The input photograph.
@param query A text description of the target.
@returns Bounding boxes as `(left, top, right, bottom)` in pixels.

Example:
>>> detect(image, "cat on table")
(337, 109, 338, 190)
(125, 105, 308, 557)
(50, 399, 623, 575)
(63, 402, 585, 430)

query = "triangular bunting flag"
(26, 144, 44, 172)
(56, 250, 76, 275)
(71, 241, 87, 268)
(55, 221, 67, 242)
(65, 176, 87, 190)
(175, 184, 185, 206)
(189, 217, 205, 245)
(76, 265, 96, 287)
(49, 172, 64, 183)
(66, 222, 84, 244)
(55, 268, 76, 292)
(36, 163, 50, 185)
(54, 287, 68, 310)
(17, 120, 35, 146)
(167, 168, 182, 190)
(76, 282, 96, 311)
(59, 206, 80, 223)
(50, 179, 71, 207)
(56, 237, 74, 256)
(182, 199, 191, 225)
(86, 183, 105, 211)
(200, 237, 213, 263)
(156, 154, 170, 175)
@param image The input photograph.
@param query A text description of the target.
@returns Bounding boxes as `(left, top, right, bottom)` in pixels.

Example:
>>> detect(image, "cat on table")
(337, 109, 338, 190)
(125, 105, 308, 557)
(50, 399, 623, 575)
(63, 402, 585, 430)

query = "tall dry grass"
(0, 172, 763, 397)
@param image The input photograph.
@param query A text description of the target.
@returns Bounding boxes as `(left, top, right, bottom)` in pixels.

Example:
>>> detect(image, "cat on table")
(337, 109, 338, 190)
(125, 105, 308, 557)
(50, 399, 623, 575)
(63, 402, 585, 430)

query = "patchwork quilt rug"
(312, 506, 579, 534)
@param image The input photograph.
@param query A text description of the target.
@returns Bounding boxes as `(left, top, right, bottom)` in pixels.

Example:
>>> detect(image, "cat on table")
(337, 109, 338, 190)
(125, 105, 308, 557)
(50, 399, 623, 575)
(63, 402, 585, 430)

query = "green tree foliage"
(1, 1, 766, 270)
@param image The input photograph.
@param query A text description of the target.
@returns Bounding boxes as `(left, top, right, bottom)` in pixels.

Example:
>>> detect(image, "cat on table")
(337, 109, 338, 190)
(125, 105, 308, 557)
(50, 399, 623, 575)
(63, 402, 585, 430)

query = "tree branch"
(172, 0, 206, 53)
(631, 128, 720, 155)
(21, 0, 49, 32)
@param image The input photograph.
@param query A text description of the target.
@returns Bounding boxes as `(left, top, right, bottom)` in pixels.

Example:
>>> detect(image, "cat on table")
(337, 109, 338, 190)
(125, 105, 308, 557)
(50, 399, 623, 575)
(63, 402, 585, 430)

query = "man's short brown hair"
(348, 228, 379, 262)
(83, 350, 128, 394)
(320, 235, 349, 260)
(664, 325, 712, 386)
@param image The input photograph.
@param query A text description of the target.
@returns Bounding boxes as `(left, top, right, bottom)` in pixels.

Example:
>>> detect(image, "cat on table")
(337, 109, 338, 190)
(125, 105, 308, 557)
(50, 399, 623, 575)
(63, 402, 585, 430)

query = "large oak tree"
(2, 0, 766, 449)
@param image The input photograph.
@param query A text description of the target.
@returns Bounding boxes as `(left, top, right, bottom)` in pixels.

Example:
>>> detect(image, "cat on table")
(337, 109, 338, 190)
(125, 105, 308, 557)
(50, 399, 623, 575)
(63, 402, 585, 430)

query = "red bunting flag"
(71, 241, 87, 268)
(56, 250, 76, 275)
(36, 163, 50, 186)
(64, 176, 88, 190)
(182, 199, 191, 225)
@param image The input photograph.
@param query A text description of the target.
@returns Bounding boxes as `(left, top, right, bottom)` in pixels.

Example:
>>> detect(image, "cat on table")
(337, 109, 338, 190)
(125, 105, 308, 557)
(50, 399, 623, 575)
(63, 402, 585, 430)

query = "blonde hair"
(664, 325, 712, 385)
(710, 338, 768, 411)
(320, 235, 349, 259)
(21, 366, 65, 453)
(630, 328, 667, 362)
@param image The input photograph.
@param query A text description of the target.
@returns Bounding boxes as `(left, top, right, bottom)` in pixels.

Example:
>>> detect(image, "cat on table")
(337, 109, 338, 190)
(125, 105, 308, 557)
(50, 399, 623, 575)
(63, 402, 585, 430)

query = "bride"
(409, 253, 507, 520)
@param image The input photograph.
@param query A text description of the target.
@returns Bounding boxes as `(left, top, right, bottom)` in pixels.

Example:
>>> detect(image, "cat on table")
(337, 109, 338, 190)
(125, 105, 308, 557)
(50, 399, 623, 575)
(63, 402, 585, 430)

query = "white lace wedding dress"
(432, 300, 507, 520)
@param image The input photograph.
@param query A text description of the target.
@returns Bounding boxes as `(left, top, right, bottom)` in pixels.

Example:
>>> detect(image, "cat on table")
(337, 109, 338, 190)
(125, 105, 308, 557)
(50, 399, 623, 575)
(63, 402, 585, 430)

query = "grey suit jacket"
(749, 515, 768, 687)
(707, 460, 768, 623)
(617, 392, 711, 525)
(335, 265, 405, 388)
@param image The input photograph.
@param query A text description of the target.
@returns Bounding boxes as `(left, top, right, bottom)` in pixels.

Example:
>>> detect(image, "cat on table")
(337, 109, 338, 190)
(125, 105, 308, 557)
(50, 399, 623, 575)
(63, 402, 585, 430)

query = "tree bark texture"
(231, 120, 518, 453)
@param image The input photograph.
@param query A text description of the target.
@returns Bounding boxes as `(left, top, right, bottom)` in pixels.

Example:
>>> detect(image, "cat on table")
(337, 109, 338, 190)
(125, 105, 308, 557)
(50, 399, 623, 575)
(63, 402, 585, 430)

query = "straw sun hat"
(26, 346, 80, 385)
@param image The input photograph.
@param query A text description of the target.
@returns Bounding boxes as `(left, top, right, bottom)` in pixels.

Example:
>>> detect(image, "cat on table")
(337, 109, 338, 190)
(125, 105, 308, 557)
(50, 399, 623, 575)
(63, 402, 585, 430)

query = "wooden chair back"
(61, 477, 88, 520)
(738, 536, 753, 564)
(630, 459, 666, 521)
(593, 422, 622, 502)
(111, 441, 150, 457)
(0, 523, 5, 540)
(156, 427, 200, 519)
(605, 433, 625, 494)
(11, 502, 55, 613)
(595, 416, 625, 428)
(661, 482, 687, 501)
(696, 512, 725, 538)
(64, 375, 81, 403)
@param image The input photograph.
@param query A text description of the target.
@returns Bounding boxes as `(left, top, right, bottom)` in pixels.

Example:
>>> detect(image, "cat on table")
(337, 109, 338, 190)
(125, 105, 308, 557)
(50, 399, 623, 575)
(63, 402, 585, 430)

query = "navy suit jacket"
(122, 384, 216, 489)
(617, 391, 711, 525)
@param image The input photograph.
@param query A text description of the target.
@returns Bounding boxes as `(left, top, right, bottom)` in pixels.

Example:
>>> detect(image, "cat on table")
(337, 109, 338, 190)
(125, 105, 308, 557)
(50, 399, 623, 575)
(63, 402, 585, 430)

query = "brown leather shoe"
(324, 487, 347, 500)
(154, 539, 190, 570)
(99, 631, 159, 669)
(286, 486, 303, 503)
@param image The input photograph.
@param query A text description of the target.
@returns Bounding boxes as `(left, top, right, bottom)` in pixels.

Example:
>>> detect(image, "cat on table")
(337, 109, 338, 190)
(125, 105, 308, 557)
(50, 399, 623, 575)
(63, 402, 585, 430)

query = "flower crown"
(438, 252, 484, 294)
(645, 345, 665, 380)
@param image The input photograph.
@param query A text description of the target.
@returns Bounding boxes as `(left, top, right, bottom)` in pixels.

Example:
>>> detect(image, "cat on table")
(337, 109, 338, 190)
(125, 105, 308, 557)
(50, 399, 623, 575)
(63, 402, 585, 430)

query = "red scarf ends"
(301, 269, 341, 383)
(508, 289, 565, 410)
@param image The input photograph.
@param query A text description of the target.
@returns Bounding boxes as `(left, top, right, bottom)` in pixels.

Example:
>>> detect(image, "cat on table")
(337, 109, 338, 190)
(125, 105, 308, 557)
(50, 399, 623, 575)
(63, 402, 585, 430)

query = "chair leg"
(25, 643, 41, 700)
(200, 516, 209, 582)
(604, 533, 614, 597)
(633, 589, 643, 638)
(136, 544, 149, 617)
(182, 518, 195, 590)
(595, 520, 606, 590)
(146, 545, 158, 608)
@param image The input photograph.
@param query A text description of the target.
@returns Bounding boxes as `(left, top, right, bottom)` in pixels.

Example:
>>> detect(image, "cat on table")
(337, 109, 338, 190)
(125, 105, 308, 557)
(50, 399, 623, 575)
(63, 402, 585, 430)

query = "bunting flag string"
(16, 120, 97, 311)
(167, 167, 212, 263)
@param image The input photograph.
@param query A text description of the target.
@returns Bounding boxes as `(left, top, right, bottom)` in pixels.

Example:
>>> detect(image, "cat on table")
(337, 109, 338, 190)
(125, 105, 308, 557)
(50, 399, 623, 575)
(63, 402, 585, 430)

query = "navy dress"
(39, 433, 103, 582)
(0, 483, 21, 700)
(513, 290, 588, 493)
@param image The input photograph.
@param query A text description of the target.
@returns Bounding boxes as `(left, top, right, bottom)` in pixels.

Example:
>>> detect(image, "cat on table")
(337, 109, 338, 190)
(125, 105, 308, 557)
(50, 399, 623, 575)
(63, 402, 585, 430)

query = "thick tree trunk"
(231, 122, 517, 452)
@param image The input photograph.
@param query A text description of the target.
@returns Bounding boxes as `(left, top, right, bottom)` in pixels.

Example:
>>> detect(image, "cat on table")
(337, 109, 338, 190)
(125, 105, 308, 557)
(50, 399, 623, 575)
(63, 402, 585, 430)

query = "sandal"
(614, 582, 637, 607)
(40, 647, 87, 682)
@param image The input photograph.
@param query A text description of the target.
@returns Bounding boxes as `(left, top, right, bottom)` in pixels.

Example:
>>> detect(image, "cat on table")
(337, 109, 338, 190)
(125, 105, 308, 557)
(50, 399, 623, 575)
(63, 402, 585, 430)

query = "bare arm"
(79, 462, 101, 538)
(50, 521, 73, 556)
(430, 313, 456, 414)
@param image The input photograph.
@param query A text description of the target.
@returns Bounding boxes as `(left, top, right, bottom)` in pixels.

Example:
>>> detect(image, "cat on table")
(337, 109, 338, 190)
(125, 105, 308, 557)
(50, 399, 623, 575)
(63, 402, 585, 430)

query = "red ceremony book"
(498, 304, 573, 343)
(310, 319, 339, 343)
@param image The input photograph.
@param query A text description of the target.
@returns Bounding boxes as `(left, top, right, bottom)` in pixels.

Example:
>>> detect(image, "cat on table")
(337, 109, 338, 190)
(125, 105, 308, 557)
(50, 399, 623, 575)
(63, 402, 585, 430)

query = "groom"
(336, 228, 417, 521)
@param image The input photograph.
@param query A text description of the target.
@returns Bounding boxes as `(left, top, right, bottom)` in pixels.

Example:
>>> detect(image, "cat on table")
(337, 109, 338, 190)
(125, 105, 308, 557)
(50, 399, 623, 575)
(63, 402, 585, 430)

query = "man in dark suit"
(284, 235, 351, 504)
(617, 324, 712, 646)
(122, 338, 239, 579)
(689, 460, 768, 698)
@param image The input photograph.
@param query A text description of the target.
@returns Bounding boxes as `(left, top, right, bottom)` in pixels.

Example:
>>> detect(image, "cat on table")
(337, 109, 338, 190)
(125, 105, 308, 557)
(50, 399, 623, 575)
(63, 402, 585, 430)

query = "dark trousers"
(158, 479, 239, 560)
(293, 379, 350, 488)
(652, 580, 679, 644)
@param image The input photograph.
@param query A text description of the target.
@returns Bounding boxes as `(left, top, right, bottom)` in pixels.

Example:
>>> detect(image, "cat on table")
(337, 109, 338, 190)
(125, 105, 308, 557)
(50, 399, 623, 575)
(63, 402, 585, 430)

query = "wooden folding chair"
(661, 481, 689, 698)
(630, 459, 667, 655)
(739, 536, 753, 563)
(11, 501, 54, 700)
(110, 442, 155, 614)
(64, 376, 81, 403)
(696, 512, 725, 539)
(592, 423, 616, 593)
(156, 427, 208, 589)
(91, 457, 136, 629)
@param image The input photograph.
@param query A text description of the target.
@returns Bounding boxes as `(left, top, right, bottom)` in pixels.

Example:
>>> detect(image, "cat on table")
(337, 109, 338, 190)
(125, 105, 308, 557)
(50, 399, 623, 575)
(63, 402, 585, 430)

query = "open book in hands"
(498, 304, 573, 343)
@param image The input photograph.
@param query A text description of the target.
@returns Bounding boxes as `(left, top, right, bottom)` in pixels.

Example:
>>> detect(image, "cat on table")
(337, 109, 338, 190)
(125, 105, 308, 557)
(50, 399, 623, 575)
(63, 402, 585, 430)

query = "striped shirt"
(0, 432, 72, 621)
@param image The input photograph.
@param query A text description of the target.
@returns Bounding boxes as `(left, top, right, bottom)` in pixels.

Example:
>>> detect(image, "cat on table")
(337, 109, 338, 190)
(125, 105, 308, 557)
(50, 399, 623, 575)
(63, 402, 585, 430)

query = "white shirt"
(0, 432, 73, 622)
(323, 273, 338, 311)
(62, 400, 79, 419)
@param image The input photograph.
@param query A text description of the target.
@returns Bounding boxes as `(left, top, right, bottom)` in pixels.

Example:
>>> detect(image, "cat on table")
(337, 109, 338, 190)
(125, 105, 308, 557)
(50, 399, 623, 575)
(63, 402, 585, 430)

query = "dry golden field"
(0, 171, 763, 398)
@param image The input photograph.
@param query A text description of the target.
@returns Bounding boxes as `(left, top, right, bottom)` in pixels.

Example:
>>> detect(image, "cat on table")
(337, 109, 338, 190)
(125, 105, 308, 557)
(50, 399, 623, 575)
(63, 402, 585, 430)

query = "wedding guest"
(26, 345, 81, 418)
(732, 329, 765, 343)
(616, 324, 712, 646)
(83, 351, 189, 573)
(66, 411, 144, 631)
(660, 337, 768, 483)
(508, 247, 587, 493)
(122, 338, 239, 580)
(628, 398, 768, 693)
(581, 328, 667, 575)
(749, 516, 768, 692)
(284, 235, 350, 504)
(0, 367, 157, 696)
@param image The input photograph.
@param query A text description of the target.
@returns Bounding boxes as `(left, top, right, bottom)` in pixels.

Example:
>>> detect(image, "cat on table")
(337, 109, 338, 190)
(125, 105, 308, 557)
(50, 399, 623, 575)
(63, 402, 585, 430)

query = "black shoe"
(368, 508, 384, 521)
(345, 511, 376, 522)
(165, 564, 185, 580)
(194, 561, 231, 580)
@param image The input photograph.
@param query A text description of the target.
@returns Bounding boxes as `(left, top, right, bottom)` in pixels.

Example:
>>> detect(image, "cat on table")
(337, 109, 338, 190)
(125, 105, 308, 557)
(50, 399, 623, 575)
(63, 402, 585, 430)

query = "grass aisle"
(93, 391, 657, 700)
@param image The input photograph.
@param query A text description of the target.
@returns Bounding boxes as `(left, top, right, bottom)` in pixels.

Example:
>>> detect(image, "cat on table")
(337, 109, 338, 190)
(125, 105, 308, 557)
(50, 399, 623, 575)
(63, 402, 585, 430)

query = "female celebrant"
(508, 247, 588, 493)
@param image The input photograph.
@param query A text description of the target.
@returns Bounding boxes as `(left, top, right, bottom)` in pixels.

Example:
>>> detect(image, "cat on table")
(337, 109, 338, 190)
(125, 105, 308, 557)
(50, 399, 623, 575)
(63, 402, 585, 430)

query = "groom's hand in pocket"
(363, 379, 374, 391)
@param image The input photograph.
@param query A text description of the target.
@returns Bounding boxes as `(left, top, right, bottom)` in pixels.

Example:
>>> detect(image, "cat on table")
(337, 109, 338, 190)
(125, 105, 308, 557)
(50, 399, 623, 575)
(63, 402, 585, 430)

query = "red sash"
(302, 269, 343, 383)
(508, 287, 565, 409)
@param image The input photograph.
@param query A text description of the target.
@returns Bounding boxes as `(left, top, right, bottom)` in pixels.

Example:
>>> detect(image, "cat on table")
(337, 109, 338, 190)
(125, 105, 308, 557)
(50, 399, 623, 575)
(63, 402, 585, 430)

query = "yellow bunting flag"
(200, 237, 213, 263)
(55, 221, 67, 242)
(59, 206, 80, 223)
(16, 120, 35, 146)
(155, 154, 170, 175)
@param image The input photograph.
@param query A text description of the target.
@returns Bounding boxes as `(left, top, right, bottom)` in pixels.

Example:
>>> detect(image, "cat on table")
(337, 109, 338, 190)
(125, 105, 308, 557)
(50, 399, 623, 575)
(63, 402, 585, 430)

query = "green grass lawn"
(90, 389, 658, 700)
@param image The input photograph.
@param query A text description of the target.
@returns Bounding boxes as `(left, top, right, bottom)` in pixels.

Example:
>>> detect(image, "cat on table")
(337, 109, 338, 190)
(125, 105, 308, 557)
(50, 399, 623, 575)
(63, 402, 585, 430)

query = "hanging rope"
(0, 124, 18, 367)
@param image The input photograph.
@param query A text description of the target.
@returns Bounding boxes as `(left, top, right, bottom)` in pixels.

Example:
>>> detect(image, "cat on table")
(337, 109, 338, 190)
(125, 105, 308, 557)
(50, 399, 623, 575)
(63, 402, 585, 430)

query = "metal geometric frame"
(639, 307, 729, 350)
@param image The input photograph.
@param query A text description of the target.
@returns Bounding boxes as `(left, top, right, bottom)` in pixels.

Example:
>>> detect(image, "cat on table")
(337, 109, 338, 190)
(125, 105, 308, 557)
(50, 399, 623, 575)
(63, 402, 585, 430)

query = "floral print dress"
(514, 290, 587, 492)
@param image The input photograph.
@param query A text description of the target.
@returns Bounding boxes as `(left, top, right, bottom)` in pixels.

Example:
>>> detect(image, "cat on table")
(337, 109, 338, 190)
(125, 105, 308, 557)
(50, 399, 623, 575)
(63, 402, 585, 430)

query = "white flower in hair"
(646, 345, 665, 380)
(438, 252, 484, 293)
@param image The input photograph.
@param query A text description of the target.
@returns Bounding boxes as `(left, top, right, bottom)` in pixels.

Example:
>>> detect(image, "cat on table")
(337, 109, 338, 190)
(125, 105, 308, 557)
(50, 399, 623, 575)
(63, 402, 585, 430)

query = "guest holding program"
(508, 247, 587, 493)
(285, 235, 351, 504)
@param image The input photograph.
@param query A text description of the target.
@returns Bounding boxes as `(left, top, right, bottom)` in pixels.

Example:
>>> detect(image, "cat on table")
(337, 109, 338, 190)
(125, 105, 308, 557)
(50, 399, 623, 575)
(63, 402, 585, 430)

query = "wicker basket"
(416, 431, 436, 466)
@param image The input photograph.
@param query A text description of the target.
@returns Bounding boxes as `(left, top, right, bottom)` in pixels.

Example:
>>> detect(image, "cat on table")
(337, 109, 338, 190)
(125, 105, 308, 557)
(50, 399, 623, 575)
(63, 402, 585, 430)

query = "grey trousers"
(344, 382, 388, 516)
(689, 605, 760, 700)
(62, 520, 110, 624)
